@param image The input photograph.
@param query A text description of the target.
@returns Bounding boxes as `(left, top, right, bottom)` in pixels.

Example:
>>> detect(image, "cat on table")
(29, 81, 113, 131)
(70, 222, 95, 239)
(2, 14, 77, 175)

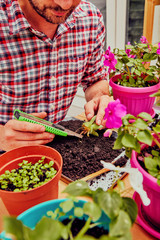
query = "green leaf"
(60, 199, 74, 213)
(113, 132, 124, 149)
(109, 210, 132, 237)
(74, 207, 84, 218)
(138, 112, 153, 121)
(4, 216, 30, 240)
(32, 217, 67, 240)
(63, 180, 92, 197)
(132, 118, 148, 130)
(122, 198, 138, 224)
(153, 125, 160, 133)
(137, 130, 153, 145)
(134, 69, 141, 76)
(115, 60, 123, 70)
(98, 191, 122, 219)
(144, 157, 158, 170)
(83, 202, 102, 222)
(121, 134, 137, 149)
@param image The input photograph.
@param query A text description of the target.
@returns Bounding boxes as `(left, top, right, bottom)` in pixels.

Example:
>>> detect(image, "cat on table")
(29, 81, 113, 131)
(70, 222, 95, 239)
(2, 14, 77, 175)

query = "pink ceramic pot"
(109, 75, 160, 116)
(131, 145, 160, 228)
(0, 145, 63, 216)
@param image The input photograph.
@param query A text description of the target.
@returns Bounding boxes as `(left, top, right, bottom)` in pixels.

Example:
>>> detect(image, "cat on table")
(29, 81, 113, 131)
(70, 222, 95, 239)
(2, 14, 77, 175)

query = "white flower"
(101, 161, 151, 206)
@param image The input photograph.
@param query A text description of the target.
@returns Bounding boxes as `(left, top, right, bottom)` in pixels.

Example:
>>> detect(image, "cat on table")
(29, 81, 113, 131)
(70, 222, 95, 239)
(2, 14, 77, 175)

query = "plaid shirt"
(0, 0, 107, 125)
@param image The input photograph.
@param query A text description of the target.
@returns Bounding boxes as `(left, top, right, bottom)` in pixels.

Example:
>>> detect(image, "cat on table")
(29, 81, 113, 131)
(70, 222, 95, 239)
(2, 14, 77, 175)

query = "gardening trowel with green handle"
(14, 109, 83, 139)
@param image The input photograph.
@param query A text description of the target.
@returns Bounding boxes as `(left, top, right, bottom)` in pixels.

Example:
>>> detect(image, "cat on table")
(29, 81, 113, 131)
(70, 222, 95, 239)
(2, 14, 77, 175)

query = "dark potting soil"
(47, 119, 125, 181)
(61, 218, 108, 239)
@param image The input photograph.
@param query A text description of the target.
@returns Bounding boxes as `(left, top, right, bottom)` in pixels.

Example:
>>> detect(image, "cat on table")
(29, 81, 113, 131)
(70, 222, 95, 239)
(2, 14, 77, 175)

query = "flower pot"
(131, 145, 160, 228)
(0, 199, 110, 239)
(18, 198, 110, 229)
(109, 75, 160, 116)
(0, 145, 63, 216)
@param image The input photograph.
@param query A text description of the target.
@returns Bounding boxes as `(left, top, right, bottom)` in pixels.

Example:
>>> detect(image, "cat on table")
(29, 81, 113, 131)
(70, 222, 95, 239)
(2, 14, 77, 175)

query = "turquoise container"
(0, 198, 110, 239)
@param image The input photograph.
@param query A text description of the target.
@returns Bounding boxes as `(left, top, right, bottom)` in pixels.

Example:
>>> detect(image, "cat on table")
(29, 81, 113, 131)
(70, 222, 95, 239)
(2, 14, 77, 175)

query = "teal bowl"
(0, 198, 110, 239)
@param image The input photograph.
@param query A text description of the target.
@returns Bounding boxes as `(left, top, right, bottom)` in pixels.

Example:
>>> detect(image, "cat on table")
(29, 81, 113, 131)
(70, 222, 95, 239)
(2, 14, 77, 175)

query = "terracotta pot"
(109, 74, 160, 116)
(131, 142, 160, 228)
(0, 145, 63, 216)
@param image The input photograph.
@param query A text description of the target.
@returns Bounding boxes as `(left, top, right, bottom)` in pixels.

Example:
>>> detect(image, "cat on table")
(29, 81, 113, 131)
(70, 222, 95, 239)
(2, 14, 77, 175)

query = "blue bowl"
(0, 198, 110, 239)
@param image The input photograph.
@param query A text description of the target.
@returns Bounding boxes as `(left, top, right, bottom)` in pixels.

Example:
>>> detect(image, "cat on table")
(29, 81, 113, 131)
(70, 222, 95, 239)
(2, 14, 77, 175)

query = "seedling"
(81, 116, 103, 137)
(0, 157, 57, 192)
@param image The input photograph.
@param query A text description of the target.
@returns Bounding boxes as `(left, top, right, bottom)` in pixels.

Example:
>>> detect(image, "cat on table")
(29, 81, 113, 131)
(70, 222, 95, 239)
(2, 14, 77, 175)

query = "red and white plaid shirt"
(0, 0, 107, 124)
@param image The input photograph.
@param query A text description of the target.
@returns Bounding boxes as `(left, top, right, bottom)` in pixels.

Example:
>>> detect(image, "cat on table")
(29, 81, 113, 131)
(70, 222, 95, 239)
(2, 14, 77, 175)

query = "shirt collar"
(7, 0, 30, 35)
(55, 2, 87, 37)
(7, 0, 87, 36)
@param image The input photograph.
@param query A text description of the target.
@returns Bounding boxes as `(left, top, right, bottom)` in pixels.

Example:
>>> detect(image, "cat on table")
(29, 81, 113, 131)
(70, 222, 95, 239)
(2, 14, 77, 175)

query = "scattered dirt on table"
(48, 119, 125, 181)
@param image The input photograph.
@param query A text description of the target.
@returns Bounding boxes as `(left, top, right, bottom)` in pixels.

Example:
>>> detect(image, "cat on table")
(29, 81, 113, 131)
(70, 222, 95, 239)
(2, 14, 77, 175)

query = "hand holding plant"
(81, 115, 103, 137)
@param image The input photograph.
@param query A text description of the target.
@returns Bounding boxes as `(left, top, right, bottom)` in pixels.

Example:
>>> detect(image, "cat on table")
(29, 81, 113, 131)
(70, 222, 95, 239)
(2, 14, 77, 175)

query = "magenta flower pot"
(109, 75, 160, 116)
(131, 145, 160, 228)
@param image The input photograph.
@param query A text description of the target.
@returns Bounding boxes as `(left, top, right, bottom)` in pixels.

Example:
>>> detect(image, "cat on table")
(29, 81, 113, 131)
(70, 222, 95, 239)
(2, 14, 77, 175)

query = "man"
(0, 0, 110, 152)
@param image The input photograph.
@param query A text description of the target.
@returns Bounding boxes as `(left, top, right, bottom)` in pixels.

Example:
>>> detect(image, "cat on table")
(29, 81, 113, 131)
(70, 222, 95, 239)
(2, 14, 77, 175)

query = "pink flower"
(140, 36, 148, 44)
(157, 42, 160, 55)
(104, 129, 112, 137)
(104, 99, 127, 129)
(103, 47, 117, 73)
(125, 48, 136, 58)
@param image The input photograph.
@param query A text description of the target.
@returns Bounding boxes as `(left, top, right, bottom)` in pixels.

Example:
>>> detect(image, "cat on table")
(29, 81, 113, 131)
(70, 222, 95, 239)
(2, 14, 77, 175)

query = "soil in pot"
(61, 218, 108, 239)
(47, 119, 126, 181)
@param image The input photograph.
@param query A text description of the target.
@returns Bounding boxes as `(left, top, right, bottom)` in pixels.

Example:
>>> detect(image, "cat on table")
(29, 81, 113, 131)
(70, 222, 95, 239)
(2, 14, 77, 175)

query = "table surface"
(0, 113, 158, 239)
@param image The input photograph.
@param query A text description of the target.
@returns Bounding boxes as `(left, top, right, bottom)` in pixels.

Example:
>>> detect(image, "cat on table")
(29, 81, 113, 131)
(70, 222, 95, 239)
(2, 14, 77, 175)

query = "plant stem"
(152, 135, 160, 149)
(74, 217, 92, 240)
(126, 65, 131, 78)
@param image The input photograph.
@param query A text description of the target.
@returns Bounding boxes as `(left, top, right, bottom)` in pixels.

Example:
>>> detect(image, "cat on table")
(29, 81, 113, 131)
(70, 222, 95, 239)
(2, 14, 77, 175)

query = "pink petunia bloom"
(140, 36, 148, 44)
(104, 99, 127, 129)
(103, 47, 117, 73)
(157, 42, 160, 55)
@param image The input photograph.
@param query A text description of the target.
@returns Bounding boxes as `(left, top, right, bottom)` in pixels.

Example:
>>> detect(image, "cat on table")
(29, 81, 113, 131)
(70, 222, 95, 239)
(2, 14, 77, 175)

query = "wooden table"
(0, 112, 158, 239)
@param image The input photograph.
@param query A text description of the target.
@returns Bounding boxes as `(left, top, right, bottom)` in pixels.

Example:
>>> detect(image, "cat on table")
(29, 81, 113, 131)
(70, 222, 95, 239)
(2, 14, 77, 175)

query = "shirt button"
(51, 104, 55, 110)
(51, 76, 56, 81)
(52, 42, 56, 48)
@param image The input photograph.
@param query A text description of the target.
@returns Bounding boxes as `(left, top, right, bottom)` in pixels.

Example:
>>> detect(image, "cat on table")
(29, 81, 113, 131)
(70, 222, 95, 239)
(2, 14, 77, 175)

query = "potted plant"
(1, 179, 139, 240)
(0, 145, 63, 216)
(104, 36, 160, 116)
(103, 99, 160, 234)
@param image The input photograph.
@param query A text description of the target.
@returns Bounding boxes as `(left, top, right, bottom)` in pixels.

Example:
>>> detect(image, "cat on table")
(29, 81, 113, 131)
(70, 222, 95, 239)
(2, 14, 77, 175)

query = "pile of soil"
(48, 119, 125, 181)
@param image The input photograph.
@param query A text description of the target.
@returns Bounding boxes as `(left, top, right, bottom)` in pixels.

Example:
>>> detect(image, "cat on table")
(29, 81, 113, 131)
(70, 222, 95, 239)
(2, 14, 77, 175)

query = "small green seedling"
(81, 116, 103, 137)
(0, 157, 57, 192)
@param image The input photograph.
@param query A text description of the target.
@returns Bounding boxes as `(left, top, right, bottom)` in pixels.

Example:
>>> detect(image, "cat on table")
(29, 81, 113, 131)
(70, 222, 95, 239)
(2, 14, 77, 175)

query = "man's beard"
(28, 0, 74, 24)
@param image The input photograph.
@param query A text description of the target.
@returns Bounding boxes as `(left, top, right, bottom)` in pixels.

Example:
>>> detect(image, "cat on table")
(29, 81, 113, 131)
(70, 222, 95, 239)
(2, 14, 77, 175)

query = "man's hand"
(0, 112, 55, 152)
(84, 95, 113, 127)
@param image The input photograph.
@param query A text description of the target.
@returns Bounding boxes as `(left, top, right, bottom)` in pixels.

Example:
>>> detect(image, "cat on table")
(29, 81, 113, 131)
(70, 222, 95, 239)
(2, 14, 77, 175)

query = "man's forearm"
(85, 80, 109, 102)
